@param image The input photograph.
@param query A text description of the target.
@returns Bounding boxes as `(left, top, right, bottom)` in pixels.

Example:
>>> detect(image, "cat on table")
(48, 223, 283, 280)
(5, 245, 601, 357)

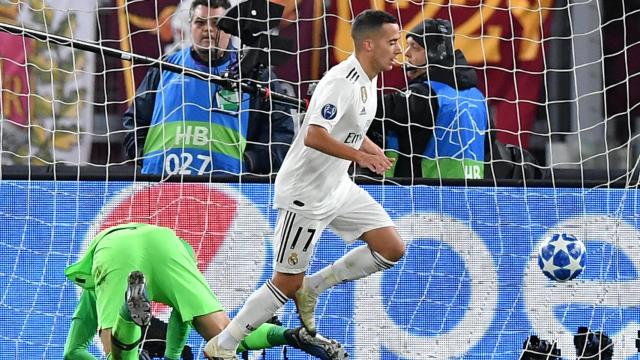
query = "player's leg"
(236, 322, 284, 352)
(360, 226, 405, 264)
(102, 271, 152, 360)
(298, 186, 404, 333)
(163, 309, 191, 360)
(198, 312, 296, 353)
(316, 198, 404, 288)
(142, 229, 232, 358)
(191, 310, 230, 339)
(64, 289, 99, 360)
(237, 323, 348, 360)
(92, 229, 149, 359)
(196, 313, 310, 358)
(112, 271, 153, 359)
(198, 310, 349, 359)
(204, 209, 326, 358)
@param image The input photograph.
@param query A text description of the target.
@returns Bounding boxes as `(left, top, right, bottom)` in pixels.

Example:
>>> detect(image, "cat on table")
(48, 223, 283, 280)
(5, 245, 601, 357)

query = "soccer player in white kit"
(205, 10, 405, 359)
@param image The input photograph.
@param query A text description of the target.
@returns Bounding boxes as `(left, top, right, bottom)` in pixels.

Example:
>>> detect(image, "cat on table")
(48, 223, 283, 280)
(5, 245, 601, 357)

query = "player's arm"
(360, 135, 386, 156)
(64, 290, 99, 360)
(305, 125, 392, 175)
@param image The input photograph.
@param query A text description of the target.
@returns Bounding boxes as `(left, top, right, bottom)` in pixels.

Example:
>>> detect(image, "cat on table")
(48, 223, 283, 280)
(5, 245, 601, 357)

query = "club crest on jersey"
(321, 104, 337, 120)
(288, 252, 299, 266)
(360, 86, 367, 103)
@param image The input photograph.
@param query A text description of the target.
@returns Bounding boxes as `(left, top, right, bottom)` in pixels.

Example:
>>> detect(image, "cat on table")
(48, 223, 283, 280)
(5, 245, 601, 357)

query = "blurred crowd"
(0, 0, 637, 180)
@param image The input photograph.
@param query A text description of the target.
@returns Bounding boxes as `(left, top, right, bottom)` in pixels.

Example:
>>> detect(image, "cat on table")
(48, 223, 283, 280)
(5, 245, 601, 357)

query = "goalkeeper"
(64, 223, 346, 360)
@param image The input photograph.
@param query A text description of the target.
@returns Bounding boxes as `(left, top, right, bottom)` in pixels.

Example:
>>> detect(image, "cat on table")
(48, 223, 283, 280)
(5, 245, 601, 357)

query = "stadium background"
(0, 0, 639, 359)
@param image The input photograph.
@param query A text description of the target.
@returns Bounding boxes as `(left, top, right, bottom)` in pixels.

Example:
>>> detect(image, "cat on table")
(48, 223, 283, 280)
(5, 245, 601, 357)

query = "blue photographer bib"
(385, 80, 487, 179)
(141, 48, 250, 175)
(421, 80, 487, 179)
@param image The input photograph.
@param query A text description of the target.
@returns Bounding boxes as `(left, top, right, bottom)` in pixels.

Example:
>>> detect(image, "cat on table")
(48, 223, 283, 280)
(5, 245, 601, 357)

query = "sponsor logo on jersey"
(344, 132, 363, 144)
(321, 104, 337, 120)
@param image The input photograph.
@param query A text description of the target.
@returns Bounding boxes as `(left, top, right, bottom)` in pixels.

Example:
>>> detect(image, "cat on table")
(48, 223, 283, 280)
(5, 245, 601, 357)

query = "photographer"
(122, 0, 293, 176)
(370, 19, 488, 179)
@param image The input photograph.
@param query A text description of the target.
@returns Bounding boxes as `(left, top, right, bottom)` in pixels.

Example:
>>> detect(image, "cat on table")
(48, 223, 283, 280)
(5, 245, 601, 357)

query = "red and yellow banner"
(0, 32, 31, 127)
(0, 1, 95, 164)
(324, 0, 555, 147)
(113, 0, 180, 102)
(111, 0, 555, 147)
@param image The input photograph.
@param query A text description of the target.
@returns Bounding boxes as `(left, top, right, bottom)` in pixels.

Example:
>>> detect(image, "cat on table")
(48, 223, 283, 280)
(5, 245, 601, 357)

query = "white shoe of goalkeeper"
(203, 335, 237, 360)
(294, 279, 319, 336)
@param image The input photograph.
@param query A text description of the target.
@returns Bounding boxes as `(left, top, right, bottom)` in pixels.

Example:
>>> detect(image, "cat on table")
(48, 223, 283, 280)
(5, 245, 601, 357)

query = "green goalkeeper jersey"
(65, 223, 223, 329)
(65, 223, 195, 290)
(64, 223, 211, 359)
(64, 223, 330, 360)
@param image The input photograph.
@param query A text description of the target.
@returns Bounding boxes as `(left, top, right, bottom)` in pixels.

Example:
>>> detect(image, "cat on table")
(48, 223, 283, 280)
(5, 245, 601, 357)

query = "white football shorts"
(273, 186, 395, 274)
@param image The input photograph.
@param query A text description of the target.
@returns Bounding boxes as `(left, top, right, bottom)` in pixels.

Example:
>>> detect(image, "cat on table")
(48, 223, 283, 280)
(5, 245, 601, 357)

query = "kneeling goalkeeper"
(64, 223, 346, 360)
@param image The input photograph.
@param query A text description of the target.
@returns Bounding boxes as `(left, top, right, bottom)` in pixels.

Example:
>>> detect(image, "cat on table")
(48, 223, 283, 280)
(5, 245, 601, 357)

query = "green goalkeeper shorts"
(92, 224, 223, 330)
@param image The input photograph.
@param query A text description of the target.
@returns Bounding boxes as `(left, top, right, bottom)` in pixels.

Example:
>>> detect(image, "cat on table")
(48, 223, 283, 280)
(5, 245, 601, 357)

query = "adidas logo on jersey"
(360, 107, 366, 115)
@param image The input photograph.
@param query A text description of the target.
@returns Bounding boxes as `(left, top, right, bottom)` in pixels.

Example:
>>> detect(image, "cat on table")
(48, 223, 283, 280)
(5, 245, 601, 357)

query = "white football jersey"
(274, 55, 378, 219)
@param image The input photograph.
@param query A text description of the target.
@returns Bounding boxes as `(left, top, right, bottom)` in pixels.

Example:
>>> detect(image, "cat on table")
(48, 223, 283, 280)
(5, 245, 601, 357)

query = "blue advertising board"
(0, 181, 639, 359)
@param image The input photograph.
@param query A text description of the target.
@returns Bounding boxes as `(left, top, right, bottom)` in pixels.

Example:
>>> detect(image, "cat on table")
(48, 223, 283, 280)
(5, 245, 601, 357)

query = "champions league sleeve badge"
(321, 104, 338, 120)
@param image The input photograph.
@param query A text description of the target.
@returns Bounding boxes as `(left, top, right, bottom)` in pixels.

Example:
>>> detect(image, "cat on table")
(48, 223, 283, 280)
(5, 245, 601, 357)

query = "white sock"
(306, 245, 397, 293)
(217, 279, 288, 350)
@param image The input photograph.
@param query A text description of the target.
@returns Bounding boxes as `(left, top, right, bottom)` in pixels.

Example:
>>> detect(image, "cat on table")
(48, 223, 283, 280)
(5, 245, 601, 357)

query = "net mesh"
(0, 0, 639, 359)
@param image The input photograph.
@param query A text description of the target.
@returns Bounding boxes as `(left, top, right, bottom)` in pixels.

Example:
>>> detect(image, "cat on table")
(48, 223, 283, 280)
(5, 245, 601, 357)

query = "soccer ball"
(537, 233, 586, 282)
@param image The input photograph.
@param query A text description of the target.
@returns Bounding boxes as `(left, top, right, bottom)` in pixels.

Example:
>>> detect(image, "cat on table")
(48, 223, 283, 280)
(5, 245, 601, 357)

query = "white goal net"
(0, 0, 639, 359)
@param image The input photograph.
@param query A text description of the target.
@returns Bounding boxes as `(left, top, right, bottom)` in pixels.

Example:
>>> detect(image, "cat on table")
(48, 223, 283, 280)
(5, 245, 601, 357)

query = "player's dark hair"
(190, 0, 231, 20)
(351, 10, 398, 43)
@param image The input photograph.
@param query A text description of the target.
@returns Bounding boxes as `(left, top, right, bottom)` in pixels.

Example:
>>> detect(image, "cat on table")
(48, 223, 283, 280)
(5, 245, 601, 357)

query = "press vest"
(386, 80, 487, 179)
(141, 48, 250, 175)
